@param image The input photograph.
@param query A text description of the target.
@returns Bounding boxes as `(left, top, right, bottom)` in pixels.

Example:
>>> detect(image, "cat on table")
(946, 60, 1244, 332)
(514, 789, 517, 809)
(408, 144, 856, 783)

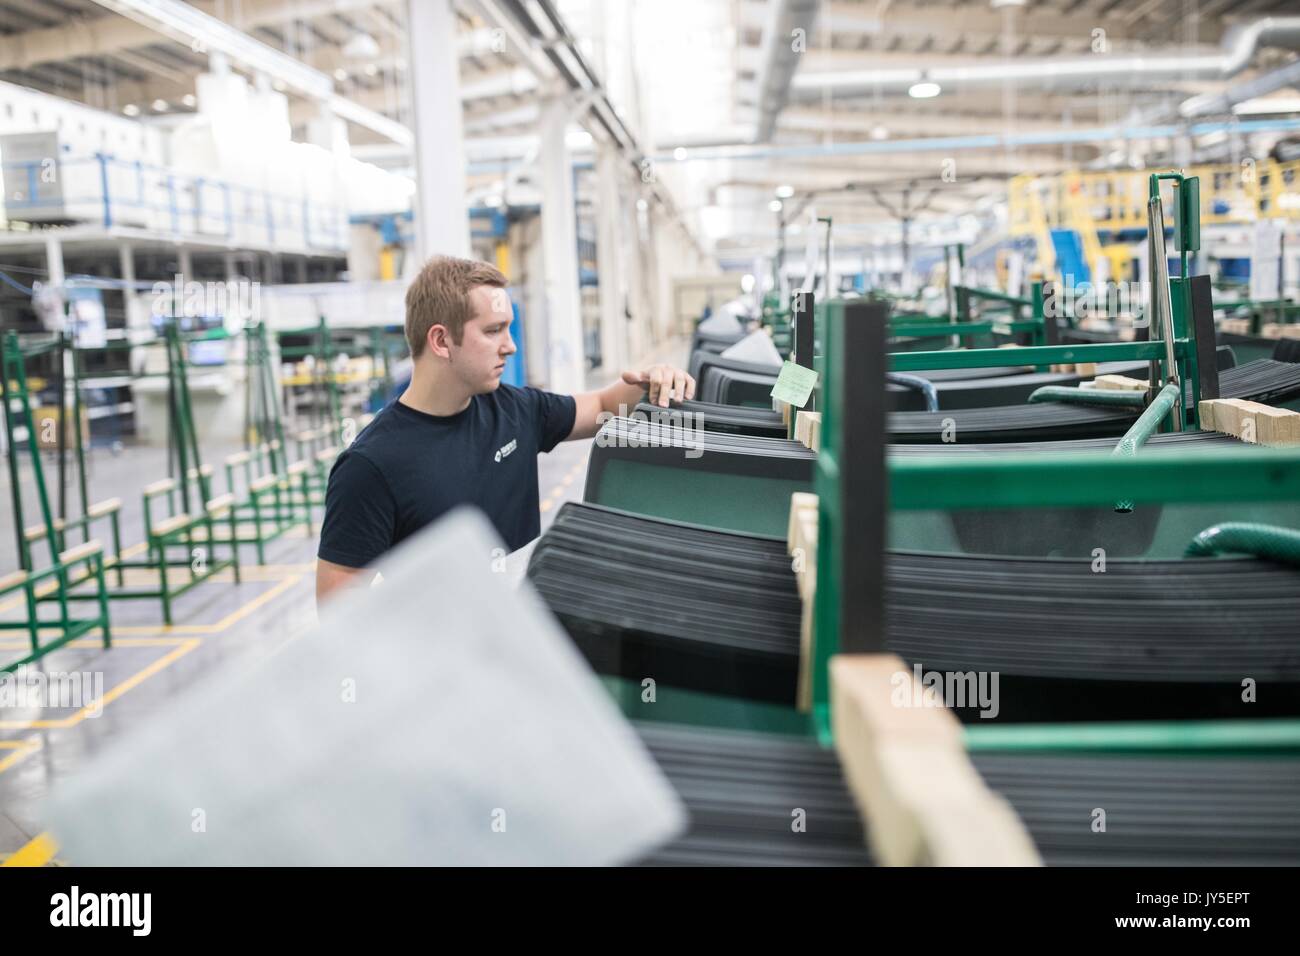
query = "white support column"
(595, 146, 627, 376)
(407, 0, 469, 260)
(45, 234, 64, 289)
(539, 95, 585, 393)
(119, 242, 148, 335)
(178, 246, 193, 282)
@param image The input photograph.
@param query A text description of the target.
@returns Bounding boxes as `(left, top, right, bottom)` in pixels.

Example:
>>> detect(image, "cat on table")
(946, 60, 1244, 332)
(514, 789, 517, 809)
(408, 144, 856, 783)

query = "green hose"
(1107, 383, 1179, 512)
(1027, 385, 1148, 406)
(1185, 522, 1300, 566)
(1112, 383, 1181, 458)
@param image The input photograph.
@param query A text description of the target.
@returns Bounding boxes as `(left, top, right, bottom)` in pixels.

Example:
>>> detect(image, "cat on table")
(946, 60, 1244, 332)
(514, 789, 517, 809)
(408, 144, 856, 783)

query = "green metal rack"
(810, 295, 1300, 759)
(1, 332, 112, 671)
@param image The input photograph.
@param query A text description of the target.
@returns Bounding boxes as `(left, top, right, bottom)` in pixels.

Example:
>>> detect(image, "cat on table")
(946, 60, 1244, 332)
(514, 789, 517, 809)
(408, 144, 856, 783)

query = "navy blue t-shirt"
(317, 385, 577, 567)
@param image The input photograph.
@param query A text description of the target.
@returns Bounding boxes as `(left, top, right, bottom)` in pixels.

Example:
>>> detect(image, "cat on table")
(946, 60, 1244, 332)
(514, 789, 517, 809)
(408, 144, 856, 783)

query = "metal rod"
(1147, 196, 1183, 430)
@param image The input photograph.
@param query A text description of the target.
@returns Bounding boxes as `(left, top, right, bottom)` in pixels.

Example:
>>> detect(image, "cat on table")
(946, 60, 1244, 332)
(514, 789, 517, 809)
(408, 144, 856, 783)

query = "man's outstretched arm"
(567, 364, 696, 440)
(315, 558, 375, 606)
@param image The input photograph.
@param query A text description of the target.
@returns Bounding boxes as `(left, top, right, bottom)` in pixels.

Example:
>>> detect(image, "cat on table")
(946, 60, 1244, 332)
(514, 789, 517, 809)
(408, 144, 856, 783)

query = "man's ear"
(426, 324, 453, 360)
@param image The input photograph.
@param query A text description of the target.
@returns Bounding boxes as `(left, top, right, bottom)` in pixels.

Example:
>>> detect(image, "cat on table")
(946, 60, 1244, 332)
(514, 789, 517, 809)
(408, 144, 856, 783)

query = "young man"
(315, 255, 695, 603)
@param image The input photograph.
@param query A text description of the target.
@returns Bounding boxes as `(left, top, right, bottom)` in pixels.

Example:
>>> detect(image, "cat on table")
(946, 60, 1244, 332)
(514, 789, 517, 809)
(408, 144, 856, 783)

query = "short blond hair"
(405, 255, 507, 356)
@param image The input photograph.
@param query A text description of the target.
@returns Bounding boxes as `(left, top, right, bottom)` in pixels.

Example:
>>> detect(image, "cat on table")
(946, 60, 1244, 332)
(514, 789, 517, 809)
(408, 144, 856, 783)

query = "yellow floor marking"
(1, 832, 57, 867)
(0, 638, 201, 731)
(105, 573, 304, 636)
(0, 737, 40, 773)
(0, 739, 34, 749)
(0, 635, 193, 650)
(0, 567, 306, 638)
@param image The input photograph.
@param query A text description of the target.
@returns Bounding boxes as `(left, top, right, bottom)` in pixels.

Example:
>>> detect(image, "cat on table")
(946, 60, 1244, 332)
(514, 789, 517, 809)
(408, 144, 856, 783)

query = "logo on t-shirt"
(494, 438, 518, 463)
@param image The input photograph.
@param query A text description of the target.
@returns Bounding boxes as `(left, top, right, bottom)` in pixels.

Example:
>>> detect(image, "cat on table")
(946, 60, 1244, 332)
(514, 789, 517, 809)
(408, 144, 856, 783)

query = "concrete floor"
(0, 339, 687, 863)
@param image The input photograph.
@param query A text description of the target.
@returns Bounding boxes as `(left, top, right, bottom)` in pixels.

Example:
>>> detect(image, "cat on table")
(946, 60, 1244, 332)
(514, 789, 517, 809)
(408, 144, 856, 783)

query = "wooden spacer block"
(794, 410, 822, 451)
(797, 595, 815, 713)
(1091, 374, 1150, 392)
(1201, 398, 1300, 446)
(831, 654, 1042, 867)
(1198, 399, 1217, 432)
(787, 492, 820, 712)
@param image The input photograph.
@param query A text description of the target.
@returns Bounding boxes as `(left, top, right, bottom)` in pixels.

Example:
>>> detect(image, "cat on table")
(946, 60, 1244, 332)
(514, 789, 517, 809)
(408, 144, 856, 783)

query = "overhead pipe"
(789, 16, 1300, 99)
(647, 117, 1300, 164)
(753, 0, 821, 142)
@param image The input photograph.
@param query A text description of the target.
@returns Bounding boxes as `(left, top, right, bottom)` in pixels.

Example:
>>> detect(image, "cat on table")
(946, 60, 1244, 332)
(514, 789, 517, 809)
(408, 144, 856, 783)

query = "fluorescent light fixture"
(342, 32, 381, 60)
(673, 147, 688, 161)
(775, 184, 794, 198)
(122, 104, 140, 116)
(908, 81, 941, 99)
(1233, 97, 1300, 116)
(768, 199, 783, 212)
(181, 93, 197, 107)
(151, 99, 168, 111)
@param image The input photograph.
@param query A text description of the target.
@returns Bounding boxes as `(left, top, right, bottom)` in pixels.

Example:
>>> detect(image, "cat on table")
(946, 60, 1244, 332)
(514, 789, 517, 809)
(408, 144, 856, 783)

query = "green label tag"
(771, 361, 819, 407)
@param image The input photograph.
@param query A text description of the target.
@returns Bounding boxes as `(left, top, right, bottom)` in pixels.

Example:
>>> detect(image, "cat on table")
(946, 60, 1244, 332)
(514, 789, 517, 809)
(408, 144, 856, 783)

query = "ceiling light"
(333, 68, 349, 82)
(673, 147, 688, 161)
(364, 63, 379, 77)
(870, 125, 889, 141)
(181, 93, 197, 107)
(768, 199, 783, 212)
(151, 99, 168, 112)
(775, 184, 794, 199)
(908, 80, 941, 99)
(122, 104, 140, 116)
(342, 32, 381, 60)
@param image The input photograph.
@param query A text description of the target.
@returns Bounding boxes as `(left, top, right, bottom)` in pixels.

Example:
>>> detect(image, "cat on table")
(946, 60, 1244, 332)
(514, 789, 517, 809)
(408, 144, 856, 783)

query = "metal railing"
(0, 154, 348, 252)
